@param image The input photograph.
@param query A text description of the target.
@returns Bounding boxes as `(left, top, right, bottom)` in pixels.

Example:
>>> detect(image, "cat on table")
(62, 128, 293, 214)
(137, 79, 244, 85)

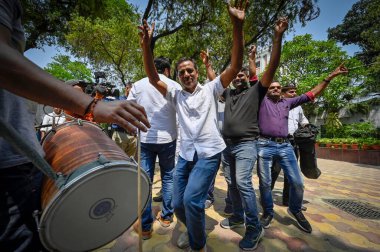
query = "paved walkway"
(96, 159, 380, 252)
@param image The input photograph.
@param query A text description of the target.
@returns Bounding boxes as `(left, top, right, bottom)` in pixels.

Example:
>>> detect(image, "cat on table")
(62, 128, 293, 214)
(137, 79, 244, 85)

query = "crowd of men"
(0, 0, 348, 251)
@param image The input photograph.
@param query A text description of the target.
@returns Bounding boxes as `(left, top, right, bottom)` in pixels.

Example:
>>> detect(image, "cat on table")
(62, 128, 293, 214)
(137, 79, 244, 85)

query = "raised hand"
(328, 63, 349, 79)
(200, 49, 210, 66)
(248, 44, 256, 60)
(227, 0, 249, 24)
(138, 19, 155, 48)
(274, 17, 288, 35)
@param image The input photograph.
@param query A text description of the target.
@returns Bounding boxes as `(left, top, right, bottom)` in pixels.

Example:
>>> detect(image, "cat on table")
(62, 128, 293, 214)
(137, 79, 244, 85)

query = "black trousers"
(0, 163, 46, 252)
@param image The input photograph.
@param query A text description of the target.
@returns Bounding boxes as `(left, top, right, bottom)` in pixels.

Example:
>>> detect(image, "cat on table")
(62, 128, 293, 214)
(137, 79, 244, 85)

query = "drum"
(40, 121, 150, 252)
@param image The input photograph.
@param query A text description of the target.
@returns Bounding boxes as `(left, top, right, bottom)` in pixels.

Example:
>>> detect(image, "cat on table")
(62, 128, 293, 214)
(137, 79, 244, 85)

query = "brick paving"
(95, 159, 380, 252)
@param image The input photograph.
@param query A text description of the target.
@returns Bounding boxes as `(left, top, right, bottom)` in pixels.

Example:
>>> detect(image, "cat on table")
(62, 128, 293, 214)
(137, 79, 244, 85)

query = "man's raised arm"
(220, 0, 248, 88)
(139, 21, 168, 96)
(248, 44, 257, 78)
(200, 49, 216, 81)
(261, 17, 288, 87)
(310, 63, 348, 97)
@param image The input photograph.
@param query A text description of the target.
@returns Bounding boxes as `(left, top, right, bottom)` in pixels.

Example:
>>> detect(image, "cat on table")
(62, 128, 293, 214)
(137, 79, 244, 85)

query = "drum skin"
(40, 121, 150, 252)
(41, 121, 130, 209)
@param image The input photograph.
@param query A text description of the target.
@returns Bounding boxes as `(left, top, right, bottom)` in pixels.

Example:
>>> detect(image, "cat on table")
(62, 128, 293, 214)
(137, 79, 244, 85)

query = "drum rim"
(39, 161, 151, 252)
(41, 120, 103, 145)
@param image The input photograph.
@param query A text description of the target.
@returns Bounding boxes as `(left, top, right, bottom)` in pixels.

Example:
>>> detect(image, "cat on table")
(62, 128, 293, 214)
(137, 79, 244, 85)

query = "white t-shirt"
(40, 112, 66, 133)
(288, 106, 309, 135)
(128, 74, 182, 144)
(167, 76, 226, 161)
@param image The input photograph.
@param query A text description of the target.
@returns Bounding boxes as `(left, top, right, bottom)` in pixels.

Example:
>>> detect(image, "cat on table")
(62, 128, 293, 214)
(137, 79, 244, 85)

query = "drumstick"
(137, 129, 143, 252)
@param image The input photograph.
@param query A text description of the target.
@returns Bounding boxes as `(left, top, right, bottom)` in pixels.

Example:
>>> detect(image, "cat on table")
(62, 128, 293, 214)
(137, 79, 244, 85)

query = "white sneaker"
(177, 232, 190, 249)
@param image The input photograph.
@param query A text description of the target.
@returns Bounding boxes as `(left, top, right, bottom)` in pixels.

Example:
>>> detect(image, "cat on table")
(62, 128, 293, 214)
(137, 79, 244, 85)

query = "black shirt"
(222, 81, 268, 141)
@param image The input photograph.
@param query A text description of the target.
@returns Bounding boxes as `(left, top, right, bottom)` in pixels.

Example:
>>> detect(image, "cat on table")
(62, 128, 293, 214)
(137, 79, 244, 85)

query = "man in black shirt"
(219, 17, 288, 250)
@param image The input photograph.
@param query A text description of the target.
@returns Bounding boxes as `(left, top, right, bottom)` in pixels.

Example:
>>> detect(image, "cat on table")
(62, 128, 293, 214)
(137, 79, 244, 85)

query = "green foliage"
(148, 0, 321, 74)
(327, 0, 380, 94)
(65, 1, 143, 85)
(21, 0, 108, 51)
(342, 122, 377, 138)
(278, 34, 365, 115)
(44, 55, 92, 81)
(324, 112, 343, 138)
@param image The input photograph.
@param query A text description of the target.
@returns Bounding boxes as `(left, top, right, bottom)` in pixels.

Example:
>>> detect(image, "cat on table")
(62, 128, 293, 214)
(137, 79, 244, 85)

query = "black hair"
(154, 56, 171, 74)
(175, 57, 198, 71)
(239, 66, 249, 76)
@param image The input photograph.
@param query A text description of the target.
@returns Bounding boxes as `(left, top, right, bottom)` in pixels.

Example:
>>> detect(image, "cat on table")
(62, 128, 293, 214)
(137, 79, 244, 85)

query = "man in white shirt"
(128, 57, 182, 239)
(270, 83, 309, 206)
(40, 107, 66, 139)
(138, 1, 246, 251)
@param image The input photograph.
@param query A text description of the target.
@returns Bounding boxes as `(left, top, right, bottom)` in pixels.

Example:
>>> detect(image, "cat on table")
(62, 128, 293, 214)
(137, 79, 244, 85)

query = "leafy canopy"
(277, 34, 365, 115)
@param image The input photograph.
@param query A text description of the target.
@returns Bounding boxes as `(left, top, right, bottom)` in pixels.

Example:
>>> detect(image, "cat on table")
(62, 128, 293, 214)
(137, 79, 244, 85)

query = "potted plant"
(371, 140, 380, 150)
(349, 138, 359, 150)
(341, 138, 350, 149)
(331, 138, 342, 149)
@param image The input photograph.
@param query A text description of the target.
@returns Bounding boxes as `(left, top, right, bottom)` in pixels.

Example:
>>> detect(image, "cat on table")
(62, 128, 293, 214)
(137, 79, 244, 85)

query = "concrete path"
(96, 159, 380, 252)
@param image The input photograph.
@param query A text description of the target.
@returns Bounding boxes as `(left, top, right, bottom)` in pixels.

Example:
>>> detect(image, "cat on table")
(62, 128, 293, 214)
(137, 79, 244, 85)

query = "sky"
(24, 0, 360, 68)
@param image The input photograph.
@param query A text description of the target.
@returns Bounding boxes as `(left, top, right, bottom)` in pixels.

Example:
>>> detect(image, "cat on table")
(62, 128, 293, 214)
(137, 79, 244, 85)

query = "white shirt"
(288, 106, 309, 135)
(167, 76, 226, 161)
(41, 112, 66, 133)
(128, 74, 182, 144)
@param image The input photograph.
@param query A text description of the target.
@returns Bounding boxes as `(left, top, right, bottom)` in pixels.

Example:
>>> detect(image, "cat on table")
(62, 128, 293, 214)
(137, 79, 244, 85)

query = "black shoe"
(220, 218, 245, 229)
(153, 194, 163, 202)
(283, 201, 307, 211)
(260, 214, 273, 229)
(223, 205, 233, 216)
(287, 208, 312, 233)
(239, 226, 265, 250)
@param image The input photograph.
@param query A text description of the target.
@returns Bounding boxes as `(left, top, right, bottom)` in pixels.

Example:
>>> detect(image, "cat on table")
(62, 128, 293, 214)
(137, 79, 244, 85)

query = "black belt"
(223, 135, 258, 145)
(259, 135, 289, 144)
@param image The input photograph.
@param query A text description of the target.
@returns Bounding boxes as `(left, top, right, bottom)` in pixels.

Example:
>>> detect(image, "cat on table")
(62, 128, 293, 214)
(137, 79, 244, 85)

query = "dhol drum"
(40, 121, 150, 252)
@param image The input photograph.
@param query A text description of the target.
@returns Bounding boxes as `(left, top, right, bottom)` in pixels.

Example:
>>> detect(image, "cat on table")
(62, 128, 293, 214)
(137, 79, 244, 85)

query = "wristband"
(323, 78, 331, 83)
(83, 98, 100, 122)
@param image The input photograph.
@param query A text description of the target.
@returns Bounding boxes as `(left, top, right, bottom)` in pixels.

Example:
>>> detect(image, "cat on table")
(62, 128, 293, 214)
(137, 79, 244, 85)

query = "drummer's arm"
(0, 25, 150, 132)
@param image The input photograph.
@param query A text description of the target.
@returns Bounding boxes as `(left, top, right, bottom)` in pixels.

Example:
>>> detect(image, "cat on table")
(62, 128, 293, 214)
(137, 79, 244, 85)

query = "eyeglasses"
(178, 68, 195, 76)
(269, 86, 281, 90)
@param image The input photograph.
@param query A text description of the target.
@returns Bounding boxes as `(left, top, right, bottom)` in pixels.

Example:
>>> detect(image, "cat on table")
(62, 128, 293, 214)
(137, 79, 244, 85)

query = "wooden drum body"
(40, 121, 150, 252)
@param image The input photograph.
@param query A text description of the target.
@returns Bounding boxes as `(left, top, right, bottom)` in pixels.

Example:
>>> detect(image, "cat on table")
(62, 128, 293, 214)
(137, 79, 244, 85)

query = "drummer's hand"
(93, 100, 150, 134)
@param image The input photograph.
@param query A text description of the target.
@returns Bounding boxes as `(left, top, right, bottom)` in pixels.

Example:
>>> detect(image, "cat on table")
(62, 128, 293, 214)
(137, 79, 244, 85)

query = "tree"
(327, 0, 380, 93)
(21, 0, 108, 51)
(64, 0, 143, 85)
(142, 0, 321, 73)
(277, 34, 365, 115)
(44, 55, 93, 82)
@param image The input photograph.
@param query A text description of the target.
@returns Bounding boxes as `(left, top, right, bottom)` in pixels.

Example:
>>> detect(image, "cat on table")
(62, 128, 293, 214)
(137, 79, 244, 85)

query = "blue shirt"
(259, 94, 311, 137)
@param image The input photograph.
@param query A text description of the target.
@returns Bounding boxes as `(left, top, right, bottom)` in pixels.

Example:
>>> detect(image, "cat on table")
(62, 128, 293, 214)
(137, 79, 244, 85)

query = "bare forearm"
(248, 57, 256, 78)
(261, 34, 282, 87)
(206, 64, 216, 81)
(141, 44, 167, 96)
(0, 44, 92, 116)
(221, 22, 244, 87)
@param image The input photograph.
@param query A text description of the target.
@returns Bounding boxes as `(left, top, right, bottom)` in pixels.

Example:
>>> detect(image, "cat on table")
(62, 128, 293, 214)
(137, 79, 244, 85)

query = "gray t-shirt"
(0, 0, 44, 168)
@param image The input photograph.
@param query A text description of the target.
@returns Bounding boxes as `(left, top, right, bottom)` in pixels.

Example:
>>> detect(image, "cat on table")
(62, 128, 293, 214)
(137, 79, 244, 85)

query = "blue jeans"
(173, 152, 221, 250)
(140, 140, 176, 231)
(0, 163, 45, 252)
(222, 140, 261, 229)
(257, 139, 304, 216)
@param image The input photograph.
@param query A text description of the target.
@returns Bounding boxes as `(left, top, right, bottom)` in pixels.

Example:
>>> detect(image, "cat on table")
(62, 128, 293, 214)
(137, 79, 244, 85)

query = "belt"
(259, 135, 289, 144)
(223, 135, 258, 145)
